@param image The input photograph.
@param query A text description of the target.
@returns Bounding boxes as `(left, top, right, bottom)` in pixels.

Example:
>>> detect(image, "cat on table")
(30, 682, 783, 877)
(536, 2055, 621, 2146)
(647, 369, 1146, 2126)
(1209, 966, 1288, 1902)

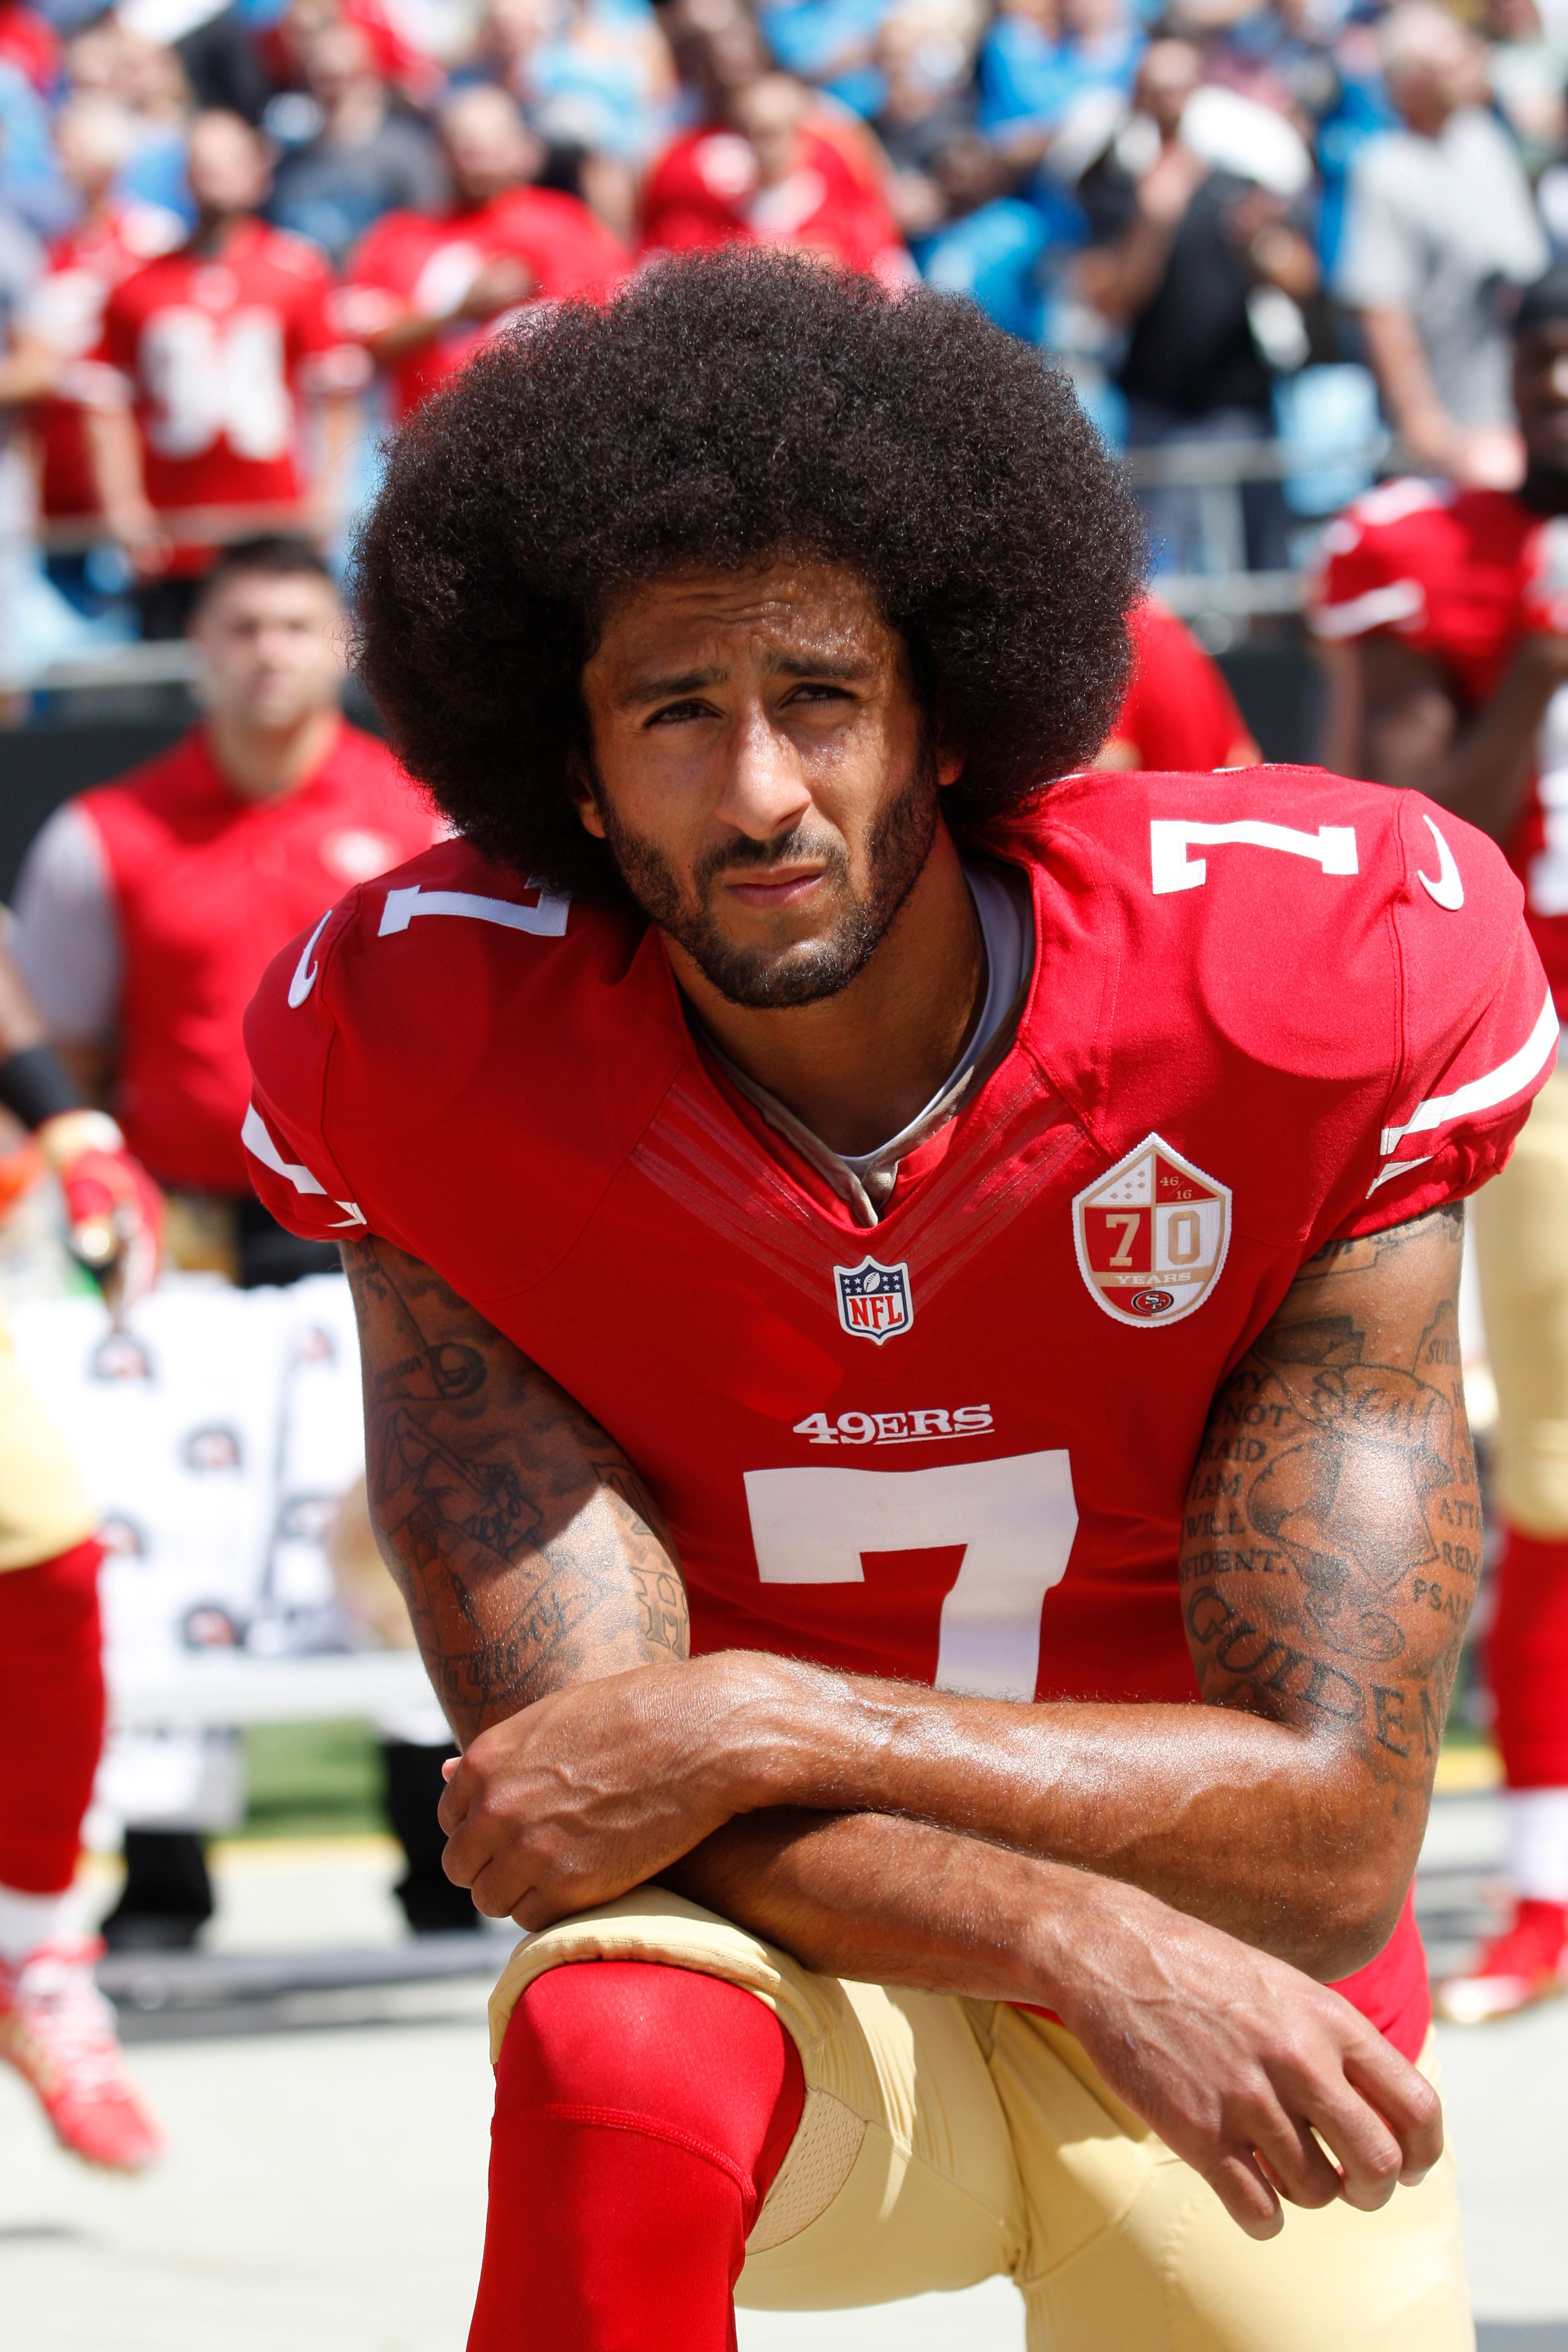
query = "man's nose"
(711, 708, 812, 842)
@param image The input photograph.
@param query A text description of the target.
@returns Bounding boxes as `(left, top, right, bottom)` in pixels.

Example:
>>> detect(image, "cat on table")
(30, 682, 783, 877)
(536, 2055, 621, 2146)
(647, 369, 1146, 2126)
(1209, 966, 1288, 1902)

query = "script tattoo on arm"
(1180, 1201, 1475, 1840)
(340, 1235, 689, 1744)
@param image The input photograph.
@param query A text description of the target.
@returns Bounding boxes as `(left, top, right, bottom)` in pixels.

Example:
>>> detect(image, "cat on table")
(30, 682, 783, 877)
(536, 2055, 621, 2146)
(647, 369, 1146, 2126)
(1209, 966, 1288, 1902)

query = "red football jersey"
(337, 190, 629, 422)
(243, 767, 1552, 2054)
(29, 203, 183, 517)
(1103, 598, 1259, 771)
(641, 126, 907, 281)
(1308, 479, 1568, 1014)
(80, 722, 439, 1194)
(94, 220, 367, 570)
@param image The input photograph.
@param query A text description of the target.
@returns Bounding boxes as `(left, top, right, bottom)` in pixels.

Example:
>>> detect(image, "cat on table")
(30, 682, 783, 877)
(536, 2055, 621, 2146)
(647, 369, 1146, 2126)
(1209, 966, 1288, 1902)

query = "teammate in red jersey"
(1312, 263, 1568, 2025)
(641, 71, 910, 282)
(245, 255, 1546, 2349)
(335, 85, 627, 425)
(77, 110, 368, 632)
(1098, 595, 1261, 771)
(15, 535, 443, 1947)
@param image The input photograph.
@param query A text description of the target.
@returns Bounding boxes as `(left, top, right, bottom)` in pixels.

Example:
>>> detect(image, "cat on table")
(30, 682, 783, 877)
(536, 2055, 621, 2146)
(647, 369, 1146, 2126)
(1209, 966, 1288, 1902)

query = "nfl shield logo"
(834, 1255, 914, 1344)
(1072, 1134, 1230, 1328)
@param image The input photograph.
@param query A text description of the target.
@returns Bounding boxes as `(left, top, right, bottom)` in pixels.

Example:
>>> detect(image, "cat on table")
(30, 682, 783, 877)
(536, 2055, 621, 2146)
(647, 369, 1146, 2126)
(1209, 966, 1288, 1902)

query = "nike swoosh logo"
(287, 910, 333, 1007)
(1416, 814, 1464, 911)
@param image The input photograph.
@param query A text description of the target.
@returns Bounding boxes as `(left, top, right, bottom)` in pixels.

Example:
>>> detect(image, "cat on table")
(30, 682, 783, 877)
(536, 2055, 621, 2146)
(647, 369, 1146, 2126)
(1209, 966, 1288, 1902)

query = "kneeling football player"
(244, 254, 1548, 2350)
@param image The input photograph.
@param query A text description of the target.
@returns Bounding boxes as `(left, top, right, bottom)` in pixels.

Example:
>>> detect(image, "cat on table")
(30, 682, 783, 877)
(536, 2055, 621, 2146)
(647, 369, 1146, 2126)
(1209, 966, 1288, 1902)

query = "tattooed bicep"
(1179, 1203, 1477, 1791)
(339, 1236, 688, 1740)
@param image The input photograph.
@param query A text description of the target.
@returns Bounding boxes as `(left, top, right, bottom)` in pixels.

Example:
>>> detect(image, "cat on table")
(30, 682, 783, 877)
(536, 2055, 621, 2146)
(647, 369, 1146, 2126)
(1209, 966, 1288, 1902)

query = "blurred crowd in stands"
(0, 0, 1557, 650)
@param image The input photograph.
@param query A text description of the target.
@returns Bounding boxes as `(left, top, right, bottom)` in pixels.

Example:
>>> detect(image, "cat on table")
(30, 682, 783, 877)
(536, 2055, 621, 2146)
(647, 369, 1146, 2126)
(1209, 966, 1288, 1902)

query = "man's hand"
(1042, 1869, 1442, 2239)
(437, 1656, 751, 1923)
(678, 1807, 1443, 2243)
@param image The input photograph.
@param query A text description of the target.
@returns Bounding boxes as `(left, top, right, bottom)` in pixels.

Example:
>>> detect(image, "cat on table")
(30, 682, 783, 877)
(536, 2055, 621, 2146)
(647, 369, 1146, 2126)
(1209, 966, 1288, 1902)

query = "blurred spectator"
(267, 18, 446, 266)
(757, 0, 895, 117)
(979, 0, 1141, 153)
(642, 67, 909, 276)
(11, 535, 445, 1942)
(77, 108, 368, 637)
(0, 55, 70, 235)
(1335, 1, 1546, 488)
(0, 177, 53, 675)
(25, 94, 183, 616)
(116, 0, 270, 125)
(872, 4, 976, 214)
(258, 0, 440, 113)
(65, 19, 194, 227)
(336, 82, 626, 422)
(1076, 38, 1318, 568)
(911, 129, 1051, 336)
(1485, 0, 1568, 177)
(472, 0, 676, 173)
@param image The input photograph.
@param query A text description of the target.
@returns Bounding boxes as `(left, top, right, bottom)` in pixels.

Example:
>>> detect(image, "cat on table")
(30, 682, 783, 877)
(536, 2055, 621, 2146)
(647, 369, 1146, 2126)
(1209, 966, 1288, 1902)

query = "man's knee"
(496, 1959, 804, 2191)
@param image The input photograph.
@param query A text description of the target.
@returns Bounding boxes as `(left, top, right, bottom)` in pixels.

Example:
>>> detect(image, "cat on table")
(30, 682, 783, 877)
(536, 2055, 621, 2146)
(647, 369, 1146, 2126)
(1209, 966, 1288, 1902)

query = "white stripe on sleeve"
(1379, 991, 1560, 1158)
(241, 1103, 327, 1196)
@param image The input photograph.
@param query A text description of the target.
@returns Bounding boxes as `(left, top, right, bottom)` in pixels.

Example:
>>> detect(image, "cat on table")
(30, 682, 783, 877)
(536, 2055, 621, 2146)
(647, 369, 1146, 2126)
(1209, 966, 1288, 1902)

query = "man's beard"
(594, 746, 942, 1008)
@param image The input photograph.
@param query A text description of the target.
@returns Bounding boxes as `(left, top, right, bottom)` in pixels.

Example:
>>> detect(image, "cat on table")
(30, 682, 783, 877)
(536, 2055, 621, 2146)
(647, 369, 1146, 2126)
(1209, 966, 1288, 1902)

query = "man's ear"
(568, 759, 608, 840)
(935, 741, 965, 789)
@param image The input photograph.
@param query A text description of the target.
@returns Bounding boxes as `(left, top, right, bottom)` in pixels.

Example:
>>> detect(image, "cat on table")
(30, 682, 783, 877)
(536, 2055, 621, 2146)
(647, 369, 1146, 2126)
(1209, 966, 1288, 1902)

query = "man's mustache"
(693, 827, 847, 889)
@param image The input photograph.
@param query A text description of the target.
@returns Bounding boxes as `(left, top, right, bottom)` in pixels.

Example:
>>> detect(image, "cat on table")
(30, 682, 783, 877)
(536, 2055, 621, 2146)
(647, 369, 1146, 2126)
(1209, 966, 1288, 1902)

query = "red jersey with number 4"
(1104, 597, 1258, 771)
(82, 722, 439, 1194)
(95, 220, 367, 569)
(1308, 479, 1568, 1014)
(243, 766, 1553, 2056)
(337, 190, 629, 422)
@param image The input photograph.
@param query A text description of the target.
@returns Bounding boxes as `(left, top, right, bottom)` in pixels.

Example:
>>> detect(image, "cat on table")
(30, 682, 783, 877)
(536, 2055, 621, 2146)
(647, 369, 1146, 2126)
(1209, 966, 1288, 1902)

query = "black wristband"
(0, 1044, 91, 1130)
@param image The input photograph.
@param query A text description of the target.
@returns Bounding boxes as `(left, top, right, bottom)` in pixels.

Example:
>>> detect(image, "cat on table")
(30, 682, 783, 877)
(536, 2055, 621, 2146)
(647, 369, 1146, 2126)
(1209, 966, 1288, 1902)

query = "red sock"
(1490, 1528, 1568, 1787)
(468, 1959, 806, 2352)
(0, 1539, 105, 1895)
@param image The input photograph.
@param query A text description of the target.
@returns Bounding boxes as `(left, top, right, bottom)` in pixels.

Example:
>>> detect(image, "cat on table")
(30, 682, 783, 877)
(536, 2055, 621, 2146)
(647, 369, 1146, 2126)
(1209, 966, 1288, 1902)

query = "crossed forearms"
(438, 1651, 1401, 1979)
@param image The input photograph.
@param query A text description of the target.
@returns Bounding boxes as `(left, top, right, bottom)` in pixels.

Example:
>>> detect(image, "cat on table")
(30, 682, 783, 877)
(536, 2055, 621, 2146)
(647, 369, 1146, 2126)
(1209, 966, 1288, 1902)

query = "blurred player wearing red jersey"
(0, 944, 162, 2172)
(1097, 595, 1261, 771)
(1313, 263, 1568, 2023)
(642, 70, 910, 281)
(244, 256, 1547, 2348)
(336, 85, 627, 424)
(15, 536, 446, 1945)
(77, 110, 368, 635)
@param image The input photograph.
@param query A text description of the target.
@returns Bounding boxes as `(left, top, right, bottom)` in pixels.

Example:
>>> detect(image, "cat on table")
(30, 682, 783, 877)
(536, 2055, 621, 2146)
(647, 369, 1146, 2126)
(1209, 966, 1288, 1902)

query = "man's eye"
(786, 682, 852, 705)
(645, 700, 712, 727)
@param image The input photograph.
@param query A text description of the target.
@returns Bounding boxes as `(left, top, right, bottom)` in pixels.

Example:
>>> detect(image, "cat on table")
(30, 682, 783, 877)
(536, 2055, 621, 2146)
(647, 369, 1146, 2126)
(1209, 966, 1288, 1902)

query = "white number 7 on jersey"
(742, 1451, 1077, 1701)
(1149, 819, 1358, 895)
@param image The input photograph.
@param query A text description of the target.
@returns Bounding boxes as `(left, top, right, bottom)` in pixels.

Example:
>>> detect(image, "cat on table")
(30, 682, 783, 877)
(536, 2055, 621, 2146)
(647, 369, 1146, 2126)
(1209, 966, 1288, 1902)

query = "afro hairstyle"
(353, 249, 1145, 900)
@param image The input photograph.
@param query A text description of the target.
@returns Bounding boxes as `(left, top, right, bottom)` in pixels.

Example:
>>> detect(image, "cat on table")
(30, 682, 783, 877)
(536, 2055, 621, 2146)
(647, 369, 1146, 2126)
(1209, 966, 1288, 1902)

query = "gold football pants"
(489, 1890, 1471, 2352)
(0, 1315, 95, 1573)
(1472, 1060, 1568, 1537)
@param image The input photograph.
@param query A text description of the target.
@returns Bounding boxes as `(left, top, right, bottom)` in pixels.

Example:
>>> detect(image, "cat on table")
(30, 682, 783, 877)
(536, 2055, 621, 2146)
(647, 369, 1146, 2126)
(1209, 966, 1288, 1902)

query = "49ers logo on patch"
(1073, 1135, 1230, 1328)
(834, 1254, 913, 1344)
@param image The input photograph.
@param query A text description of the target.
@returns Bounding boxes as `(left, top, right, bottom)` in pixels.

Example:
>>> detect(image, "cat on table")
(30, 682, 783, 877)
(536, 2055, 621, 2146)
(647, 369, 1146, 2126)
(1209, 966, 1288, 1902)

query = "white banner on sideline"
(8, 1273, 434, 1734)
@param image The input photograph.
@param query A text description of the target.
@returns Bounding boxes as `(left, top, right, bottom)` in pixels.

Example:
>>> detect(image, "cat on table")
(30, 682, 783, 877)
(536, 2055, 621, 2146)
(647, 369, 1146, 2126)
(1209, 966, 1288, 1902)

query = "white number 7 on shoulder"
(742, 1451, 1077, 1701)
(1149, 818, 1358, 895)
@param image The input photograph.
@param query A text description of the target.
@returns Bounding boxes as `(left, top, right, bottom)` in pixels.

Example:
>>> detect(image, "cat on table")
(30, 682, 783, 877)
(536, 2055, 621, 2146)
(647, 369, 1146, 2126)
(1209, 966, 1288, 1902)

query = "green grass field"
(237, 1719, 387, 1840)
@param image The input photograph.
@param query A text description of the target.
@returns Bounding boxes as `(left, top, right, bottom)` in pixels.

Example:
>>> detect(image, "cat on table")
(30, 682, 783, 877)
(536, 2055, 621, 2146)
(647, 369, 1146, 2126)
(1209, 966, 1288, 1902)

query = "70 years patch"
(1072, 1134, 1230, 1329)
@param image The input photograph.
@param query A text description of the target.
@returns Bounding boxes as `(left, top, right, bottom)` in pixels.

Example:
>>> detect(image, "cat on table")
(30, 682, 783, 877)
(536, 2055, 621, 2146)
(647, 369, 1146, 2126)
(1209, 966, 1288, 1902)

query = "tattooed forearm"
(341, 1236, 689, 1742)
(1180, 1203, 1474, 1818)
